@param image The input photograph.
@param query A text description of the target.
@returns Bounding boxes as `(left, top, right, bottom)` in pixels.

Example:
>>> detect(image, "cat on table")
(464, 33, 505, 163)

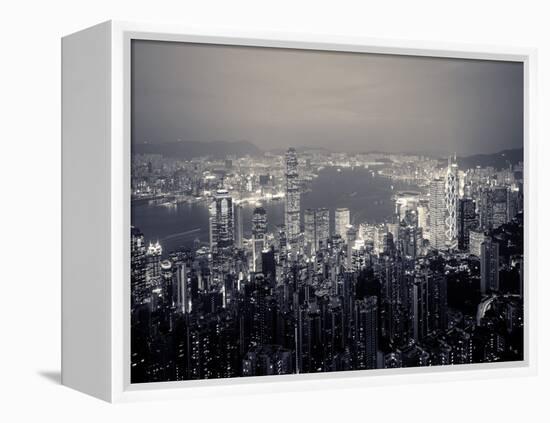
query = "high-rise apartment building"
(234, 203, 243, 248)
(316, 208, 330, 250)
(252, 206, 267, 272)
(304, 208, 316, 254)
(481, 239, 500, 295)
(479, 187, 509, 231)
(458, 198, 477, 251)
(146, 240, 162, 281)
(354, 297, 378, 370)
(131, 226, 147, 306)
(346, 225, 357, 270)
(411, 272, 429, 343)
(468, 229, 487, 257)
(335, 207, 350, 239)
(175, 263, 189, 313)
(303, 207, 330, 254)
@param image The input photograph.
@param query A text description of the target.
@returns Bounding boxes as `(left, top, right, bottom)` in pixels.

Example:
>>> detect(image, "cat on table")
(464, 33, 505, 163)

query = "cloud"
(132, 40, 523, 155)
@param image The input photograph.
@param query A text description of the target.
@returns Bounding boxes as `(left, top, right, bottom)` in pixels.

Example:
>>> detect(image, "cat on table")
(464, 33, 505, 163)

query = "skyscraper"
(398, 221, 422, 260)
(491, 187, 509, 228)
(175, 263, 189, 313)
(479, 187, 509, 231)
(131, 226, 147, 306)
(417, 199, 429, 235)
(316, 208, 330, 250)
(411, 272, 429, 343)
(427, 271, 448, 333)
(252, 206, 267, 272)
(353, 297, 378, 370)
(346, 225, 357, 270)
(481, 239, 500, 295)
(284, 148, 301, 246)
(429, 177, 446, 250)
(478, 188, 491, 230)
(276, 224, 287, 264)
(304, 208, 330, 254)
(444, 156, 459, 248)
(160, 259, 175, 307)
(261, 247, 276, 280)
(304, 208, 316, 254)
(234, 203, 244, 248)
(146, 240, 162, 280)
(379, 250, 405, 345)
(209, 189, 234, 255)
(411, 269, 448, 343)
(335, 207, 350, 239)
(458, 198, 477, 251)
(374, 224, 388, 255)
(469, 229, 486, 257)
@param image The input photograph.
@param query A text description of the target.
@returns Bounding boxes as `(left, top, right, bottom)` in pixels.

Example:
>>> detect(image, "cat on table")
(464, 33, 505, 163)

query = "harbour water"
(131, 166, 419, 254)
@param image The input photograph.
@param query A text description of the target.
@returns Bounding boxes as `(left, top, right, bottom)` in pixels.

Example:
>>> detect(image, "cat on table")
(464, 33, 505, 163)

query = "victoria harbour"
(131, 166, 419, 254)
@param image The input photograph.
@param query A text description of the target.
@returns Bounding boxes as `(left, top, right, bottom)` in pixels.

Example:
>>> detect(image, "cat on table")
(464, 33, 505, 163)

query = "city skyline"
(130, 40, 524, 384)
(131, 145, 524, 383)
(133, 137, 523, 159)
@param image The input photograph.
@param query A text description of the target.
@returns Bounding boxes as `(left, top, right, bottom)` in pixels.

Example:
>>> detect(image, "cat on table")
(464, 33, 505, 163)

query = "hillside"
(132, 140, 262, 159)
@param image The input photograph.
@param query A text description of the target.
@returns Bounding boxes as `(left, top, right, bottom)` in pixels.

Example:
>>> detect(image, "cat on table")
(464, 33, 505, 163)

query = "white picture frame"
(61, 20, 537, 403)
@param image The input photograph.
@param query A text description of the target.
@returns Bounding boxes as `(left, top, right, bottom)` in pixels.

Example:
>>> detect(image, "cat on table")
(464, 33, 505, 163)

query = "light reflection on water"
(131, 166, 419, 254)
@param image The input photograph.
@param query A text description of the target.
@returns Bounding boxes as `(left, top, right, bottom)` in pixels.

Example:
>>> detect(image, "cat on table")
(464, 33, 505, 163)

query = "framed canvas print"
(61, 21, 537, 402)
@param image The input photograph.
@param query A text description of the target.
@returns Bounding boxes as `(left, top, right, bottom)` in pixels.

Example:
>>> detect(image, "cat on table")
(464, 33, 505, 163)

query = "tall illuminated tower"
(160, 259, 174, 307)
(429, 177, 446, 250)
(130, 226, 147, 306)
(175, 263, 189, 313)
(234, 203, 244, 248)
(209, 189, 234, 255)
(444, 155, 459, 248)
(252, 205, 267, 272)
(284, 148, 301, 246)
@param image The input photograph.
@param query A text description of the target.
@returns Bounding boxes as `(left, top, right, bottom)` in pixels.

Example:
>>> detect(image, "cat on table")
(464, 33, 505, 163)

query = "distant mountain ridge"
(133, 140, 262, 159)
(133, 140, 523, 169)
(455, 148, 523, 170)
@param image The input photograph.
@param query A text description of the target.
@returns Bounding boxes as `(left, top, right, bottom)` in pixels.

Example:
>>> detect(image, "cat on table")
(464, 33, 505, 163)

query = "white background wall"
(1, 0, 548, 421)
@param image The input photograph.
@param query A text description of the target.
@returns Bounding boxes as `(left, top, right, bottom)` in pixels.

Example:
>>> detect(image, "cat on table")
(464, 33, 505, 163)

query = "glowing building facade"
(335, 207, 350, 239)
(209, 189, 234, 255)
(444, 156, 459, 248)
(304, 207, 330, 254)
(252, 206, 267, 272)
(284, 148, 301, 246)
(429, 178, 446, 250)
(131, 226, 147, 306)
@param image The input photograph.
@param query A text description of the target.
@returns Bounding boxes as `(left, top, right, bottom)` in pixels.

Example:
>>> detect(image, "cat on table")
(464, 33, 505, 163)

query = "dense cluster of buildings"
(131, 148, 524, 383)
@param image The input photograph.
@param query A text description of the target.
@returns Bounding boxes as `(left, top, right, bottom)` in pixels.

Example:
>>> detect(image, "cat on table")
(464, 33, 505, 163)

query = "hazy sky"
(131, 40, 523, 155)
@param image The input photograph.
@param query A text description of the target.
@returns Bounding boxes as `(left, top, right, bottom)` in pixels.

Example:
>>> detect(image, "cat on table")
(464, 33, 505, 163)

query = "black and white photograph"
(130, 40, 525, 383)
(5, 0, 550, 420)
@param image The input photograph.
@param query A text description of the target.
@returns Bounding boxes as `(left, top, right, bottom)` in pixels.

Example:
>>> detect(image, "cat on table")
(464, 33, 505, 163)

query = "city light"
(131, 147, 524, 383)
